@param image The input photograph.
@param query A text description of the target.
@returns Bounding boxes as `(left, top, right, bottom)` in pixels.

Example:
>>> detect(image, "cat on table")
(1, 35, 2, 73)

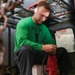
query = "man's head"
(32, 1, 50, 24)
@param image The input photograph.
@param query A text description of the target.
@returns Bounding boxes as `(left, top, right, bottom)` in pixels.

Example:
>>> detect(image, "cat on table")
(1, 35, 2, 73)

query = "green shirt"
(14, 17, 55, 52)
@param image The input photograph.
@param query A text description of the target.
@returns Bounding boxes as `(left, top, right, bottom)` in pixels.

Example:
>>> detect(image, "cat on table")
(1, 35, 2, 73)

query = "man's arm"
(42, 27, 57, 53)
(43, 28, 55, 45)
(15, 20, 56, 52)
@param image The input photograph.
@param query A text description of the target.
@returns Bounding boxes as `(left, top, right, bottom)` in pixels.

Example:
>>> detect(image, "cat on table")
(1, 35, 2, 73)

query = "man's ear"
(34, 8, 38, 13)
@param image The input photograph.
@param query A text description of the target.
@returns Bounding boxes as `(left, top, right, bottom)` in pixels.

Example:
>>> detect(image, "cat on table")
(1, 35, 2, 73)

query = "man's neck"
(32, 15, 37, 24)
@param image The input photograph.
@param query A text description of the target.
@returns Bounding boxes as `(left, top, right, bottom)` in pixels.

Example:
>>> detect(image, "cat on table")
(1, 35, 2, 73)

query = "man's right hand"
(42, 44, 57, 53)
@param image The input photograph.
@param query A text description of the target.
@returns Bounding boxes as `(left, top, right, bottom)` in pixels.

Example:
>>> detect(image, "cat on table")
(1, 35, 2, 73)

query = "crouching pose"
(14, 1, 73, 75)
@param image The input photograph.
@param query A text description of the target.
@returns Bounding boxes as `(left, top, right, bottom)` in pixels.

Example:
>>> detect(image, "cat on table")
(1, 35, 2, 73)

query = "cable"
(41, 53, 48, 75)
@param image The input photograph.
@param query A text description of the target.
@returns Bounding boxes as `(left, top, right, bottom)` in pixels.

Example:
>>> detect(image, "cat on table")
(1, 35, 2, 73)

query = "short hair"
(37, 1, 50, 11)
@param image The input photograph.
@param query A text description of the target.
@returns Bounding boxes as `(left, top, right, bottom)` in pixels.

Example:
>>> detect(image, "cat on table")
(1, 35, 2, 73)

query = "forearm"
(42, 44, 57, 53)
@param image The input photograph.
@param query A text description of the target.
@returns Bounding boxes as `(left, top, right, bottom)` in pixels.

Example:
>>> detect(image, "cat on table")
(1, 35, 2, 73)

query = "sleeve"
(15, 20, 42, 51)
(43, 28, 56, 45)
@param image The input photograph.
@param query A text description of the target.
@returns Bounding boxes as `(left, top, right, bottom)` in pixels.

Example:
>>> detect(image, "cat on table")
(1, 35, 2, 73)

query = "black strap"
(35, 33, 38, 42)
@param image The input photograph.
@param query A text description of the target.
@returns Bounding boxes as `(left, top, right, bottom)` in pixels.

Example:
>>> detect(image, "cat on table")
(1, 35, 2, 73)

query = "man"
(14, 1, 73, 75)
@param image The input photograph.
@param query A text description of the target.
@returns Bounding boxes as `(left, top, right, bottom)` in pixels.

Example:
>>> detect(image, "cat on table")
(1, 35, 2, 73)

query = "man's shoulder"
(17, 17, 32, 27)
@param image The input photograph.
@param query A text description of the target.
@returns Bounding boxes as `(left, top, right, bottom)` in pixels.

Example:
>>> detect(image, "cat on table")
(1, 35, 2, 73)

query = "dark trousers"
(14, 45, 73, 75)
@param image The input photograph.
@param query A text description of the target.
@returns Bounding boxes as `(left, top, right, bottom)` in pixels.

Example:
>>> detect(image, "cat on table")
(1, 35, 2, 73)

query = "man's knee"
(18, 45, 33, 54)
(15, 45, 34, 60)
(21, 45, 33, 50)
(57, 47, 68, 53)
(56, 47, 68, 58)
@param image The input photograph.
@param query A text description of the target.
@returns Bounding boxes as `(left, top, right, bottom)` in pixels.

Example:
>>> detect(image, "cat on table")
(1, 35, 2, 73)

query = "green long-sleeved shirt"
(14, 17, 55, 52)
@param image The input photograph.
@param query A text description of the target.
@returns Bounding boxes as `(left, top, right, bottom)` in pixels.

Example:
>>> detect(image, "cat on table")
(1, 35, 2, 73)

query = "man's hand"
(42, 44, 57, 53)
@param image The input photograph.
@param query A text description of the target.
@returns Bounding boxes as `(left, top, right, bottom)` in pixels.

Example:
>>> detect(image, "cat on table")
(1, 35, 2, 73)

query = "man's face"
(34, 6, 50, 24)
